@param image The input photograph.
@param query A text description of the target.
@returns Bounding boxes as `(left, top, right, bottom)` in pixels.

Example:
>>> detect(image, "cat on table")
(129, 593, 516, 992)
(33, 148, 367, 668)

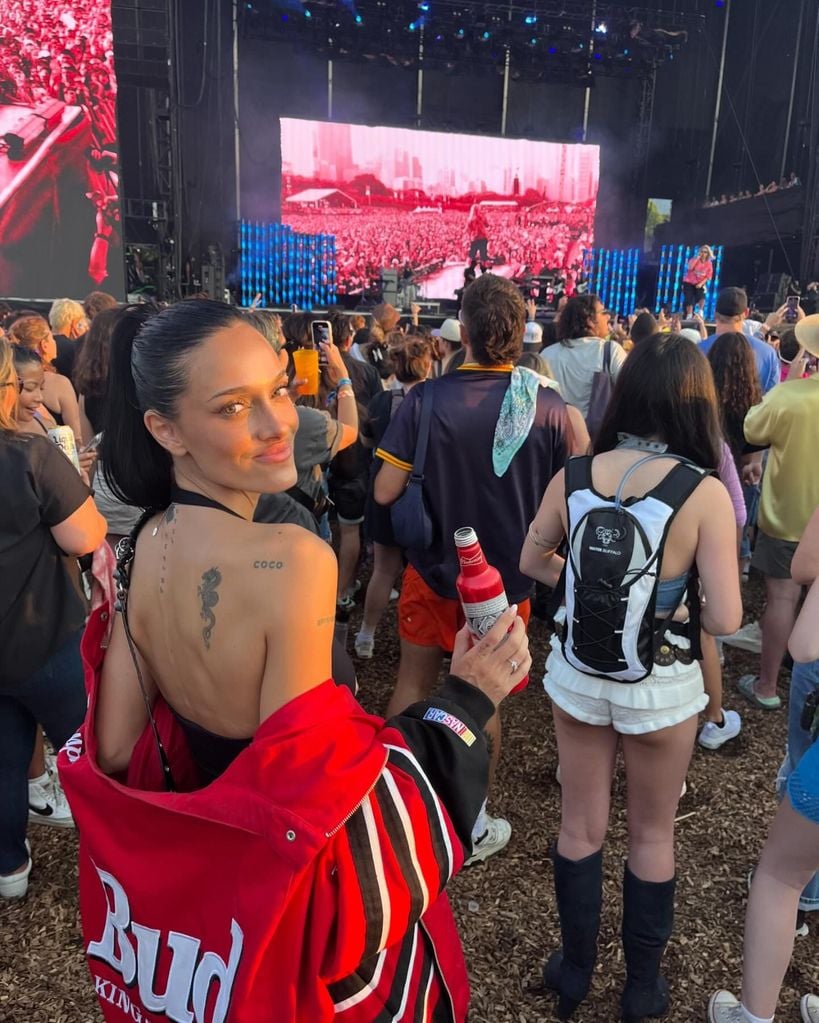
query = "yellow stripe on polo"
(375, 448, 413, 472)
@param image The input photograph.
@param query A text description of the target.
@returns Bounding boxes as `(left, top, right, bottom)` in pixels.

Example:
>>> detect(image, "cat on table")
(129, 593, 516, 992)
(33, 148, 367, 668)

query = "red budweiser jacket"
(59, 604, 496, 1023)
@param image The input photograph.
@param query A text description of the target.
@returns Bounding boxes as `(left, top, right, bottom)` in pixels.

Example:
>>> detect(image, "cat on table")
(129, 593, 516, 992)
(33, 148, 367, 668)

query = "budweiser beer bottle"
(454, 526, 528, 692)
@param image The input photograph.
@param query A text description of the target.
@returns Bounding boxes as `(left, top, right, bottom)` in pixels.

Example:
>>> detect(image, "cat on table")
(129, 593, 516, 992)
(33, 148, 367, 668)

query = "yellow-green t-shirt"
(744, 377, 819, 542)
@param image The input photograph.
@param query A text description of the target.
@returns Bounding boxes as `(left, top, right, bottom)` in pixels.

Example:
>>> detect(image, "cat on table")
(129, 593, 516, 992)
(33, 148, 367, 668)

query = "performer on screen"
(467, 203, 490, 272)
(682, 245, 714, 317)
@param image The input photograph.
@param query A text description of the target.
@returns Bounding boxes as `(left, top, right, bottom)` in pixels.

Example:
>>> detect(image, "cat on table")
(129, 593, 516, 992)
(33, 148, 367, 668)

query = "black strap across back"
(169, 485, 244, 519)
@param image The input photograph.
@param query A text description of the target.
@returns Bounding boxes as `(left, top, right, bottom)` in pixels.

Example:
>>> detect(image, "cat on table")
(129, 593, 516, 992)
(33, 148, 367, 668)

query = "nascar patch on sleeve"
(422, 707, 477, 746)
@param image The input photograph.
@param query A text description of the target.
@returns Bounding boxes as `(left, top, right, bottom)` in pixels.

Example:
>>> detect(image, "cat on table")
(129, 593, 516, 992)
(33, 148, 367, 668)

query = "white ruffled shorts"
(543, 634, 707, 735)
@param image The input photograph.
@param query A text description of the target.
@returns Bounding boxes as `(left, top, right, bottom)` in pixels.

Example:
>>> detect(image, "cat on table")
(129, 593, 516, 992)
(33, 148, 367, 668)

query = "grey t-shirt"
(546, 336, 626, 418)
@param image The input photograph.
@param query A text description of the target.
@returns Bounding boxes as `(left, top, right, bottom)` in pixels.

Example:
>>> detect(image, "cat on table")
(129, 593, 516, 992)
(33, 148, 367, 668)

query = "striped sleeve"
(320, 677, 493, 988)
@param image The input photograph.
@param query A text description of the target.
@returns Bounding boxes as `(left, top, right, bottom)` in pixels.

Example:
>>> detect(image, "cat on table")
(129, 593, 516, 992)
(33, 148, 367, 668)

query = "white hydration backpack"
(560, 454, 708, 682)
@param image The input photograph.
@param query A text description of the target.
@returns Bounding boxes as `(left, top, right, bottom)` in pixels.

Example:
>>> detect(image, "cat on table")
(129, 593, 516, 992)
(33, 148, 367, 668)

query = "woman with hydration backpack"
(520, 333, 743, 1022)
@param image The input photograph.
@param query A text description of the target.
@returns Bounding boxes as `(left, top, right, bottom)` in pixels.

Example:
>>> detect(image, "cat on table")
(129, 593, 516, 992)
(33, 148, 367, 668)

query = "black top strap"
(411, 382, 435, 480)
(170, 485, 243, 519)
(602, 340, 612, 374)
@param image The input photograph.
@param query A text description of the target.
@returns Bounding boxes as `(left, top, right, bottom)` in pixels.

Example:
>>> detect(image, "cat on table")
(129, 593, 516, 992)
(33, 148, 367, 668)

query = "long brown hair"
(595, 333, 723, 470)
(73, 306, 121, 397)
(706, 332, 762, 460)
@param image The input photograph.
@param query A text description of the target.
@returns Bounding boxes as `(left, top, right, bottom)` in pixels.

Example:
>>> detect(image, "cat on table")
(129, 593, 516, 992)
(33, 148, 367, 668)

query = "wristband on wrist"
(337, 376, 352, 388)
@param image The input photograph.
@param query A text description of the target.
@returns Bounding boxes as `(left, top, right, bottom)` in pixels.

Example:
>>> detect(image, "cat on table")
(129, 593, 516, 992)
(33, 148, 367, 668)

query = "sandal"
(737, 674, 781, 711)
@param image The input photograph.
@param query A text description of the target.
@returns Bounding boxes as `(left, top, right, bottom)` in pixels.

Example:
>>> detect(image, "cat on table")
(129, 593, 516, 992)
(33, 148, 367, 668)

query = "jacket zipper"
(325, 751, 388, 838)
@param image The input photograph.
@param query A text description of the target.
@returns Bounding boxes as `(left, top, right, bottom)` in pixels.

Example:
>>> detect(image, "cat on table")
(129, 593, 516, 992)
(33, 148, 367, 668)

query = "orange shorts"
(398, 563, 531, 652)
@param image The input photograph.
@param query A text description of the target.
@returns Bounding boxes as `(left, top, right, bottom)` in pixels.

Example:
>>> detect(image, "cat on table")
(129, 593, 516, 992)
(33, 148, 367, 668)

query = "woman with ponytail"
(60, 299, 531, 1023)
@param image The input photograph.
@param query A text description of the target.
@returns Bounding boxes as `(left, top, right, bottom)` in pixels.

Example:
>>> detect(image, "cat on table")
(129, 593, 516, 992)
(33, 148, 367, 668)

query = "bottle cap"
(454, 527, 477, 548)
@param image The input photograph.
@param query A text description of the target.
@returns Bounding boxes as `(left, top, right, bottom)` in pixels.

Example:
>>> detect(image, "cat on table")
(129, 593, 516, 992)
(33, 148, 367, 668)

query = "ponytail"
(101, 305, 170, 510)
(101, 299, 246, 510)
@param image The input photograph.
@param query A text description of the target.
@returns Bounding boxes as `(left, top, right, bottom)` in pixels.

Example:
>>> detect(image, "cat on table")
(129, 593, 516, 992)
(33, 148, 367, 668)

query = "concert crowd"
(2, 270, 819, 1023)
(286, 201, 595, 295)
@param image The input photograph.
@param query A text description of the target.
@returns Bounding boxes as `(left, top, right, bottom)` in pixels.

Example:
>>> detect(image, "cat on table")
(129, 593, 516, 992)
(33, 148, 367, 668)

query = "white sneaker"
(707, 990, 746, 1022)
(0, 841, 32, 899)
(354, 634, 375, 659)
(28, 772, 74, 828)
(802, 994, 819, 1023)
(465, 815, 512, 866)
(698, 710, 742, 750)
(721, 621, 762, 654)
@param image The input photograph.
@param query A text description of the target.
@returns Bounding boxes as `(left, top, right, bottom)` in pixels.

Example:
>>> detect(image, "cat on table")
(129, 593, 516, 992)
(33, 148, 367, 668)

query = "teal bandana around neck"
(492, 366, 560, 477)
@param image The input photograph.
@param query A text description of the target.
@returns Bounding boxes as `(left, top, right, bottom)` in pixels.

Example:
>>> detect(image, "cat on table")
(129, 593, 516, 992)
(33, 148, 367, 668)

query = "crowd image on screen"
(0, 1, 117, 148)
(286, 201, 595, 296)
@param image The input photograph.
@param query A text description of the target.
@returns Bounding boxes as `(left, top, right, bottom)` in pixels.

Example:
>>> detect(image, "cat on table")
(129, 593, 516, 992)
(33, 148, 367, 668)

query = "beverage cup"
(292, 346, 320, 396)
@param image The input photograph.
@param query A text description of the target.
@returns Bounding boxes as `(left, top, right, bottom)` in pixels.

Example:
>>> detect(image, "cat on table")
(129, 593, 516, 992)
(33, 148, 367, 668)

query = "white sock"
(29, 771, 49, 786)
(471, 801, 489, 844)
(356, 627, 374, 643)
(741, 1005, 774, 1023)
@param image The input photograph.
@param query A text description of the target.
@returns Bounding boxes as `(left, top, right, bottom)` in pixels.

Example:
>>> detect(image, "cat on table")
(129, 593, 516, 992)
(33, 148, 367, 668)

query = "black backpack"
(559, 454, 708, 682)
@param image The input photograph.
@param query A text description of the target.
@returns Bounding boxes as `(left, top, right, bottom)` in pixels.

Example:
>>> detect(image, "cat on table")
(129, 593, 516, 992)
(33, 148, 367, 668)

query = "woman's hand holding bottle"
(450, 606, 531, 707)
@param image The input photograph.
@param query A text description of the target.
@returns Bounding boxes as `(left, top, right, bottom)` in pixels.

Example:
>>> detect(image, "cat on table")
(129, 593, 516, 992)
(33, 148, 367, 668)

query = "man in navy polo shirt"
(374, 274, 587, 864)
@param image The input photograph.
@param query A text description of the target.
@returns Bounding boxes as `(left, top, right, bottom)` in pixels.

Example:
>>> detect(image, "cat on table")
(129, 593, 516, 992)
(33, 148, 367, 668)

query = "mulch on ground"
(1, 572, 817, 1022)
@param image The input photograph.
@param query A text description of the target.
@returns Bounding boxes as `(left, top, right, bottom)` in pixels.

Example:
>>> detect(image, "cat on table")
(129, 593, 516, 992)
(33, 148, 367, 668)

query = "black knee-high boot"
(543, 847, 603, 1020)
(620, 865, 676, 1023)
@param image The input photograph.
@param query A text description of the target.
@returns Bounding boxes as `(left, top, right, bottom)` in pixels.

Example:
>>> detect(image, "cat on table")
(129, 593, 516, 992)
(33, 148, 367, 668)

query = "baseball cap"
(523, 321, 543, 347)
(795, 313, 819, 357)
(715, 287, 749, 319)
(432, 318, 462, 345)
(679, 328, 701, 343)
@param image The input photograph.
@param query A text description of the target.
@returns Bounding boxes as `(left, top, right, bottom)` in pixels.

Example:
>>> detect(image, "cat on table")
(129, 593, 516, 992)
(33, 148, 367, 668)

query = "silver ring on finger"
(507, 658, 519, 674)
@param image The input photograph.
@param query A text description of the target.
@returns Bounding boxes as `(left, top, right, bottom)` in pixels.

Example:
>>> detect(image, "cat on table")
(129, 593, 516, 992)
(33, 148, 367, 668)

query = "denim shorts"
(778, 660, 819, 911)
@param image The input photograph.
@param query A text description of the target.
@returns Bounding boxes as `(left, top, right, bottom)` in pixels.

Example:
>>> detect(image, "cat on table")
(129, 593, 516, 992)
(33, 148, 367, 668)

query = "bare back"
(100, 506, 337, 757)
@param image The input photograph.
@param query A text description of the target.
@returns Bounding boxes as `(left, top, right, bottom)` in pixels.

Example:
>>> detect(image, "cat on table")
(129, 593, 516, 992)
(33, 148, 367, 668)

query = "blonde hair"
(0, 336, 17, 432)
(48, 297, 85, 334)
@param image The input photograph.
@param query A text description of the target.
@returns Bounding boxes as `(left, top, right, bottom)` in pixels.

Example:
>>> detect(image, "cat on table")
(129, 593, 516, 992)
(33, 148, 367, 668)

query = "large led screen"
(0, 1, 123, 298)
(281, 118, 599, 301)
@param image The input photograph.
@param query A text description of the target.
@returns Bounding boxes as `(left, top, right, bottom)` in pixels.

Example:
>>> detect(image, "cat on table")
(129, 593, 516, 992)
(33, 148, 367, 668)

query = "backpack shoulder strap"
(646, 461, 709, 511)
(603, 340, 612, 374)
(564, 454, 594, 497)
(410, 382, 435, 480)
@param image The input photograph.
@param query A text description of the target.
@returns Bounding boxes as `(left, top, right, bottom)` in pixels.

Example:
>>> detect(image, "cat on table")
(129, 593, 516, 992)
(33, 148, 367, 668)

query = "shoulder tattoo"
(197, 567, 222, 650)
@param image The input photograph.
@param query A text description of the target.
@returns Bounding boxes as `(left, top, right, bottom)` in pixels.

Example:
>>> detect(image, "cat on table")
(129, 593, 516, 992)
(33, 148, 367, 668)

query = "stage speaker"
(755, 273, 790, 310)
(380, 269, 400, 306)
(201, 245, 225, 301)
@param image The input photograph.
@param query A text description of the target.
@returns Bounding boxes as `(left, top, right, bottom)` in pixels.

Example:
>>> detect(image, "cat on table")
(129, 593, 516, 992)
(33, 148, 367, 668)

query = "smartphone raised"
(785, 295, 800, 323)
(310, 320, 332, 365)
